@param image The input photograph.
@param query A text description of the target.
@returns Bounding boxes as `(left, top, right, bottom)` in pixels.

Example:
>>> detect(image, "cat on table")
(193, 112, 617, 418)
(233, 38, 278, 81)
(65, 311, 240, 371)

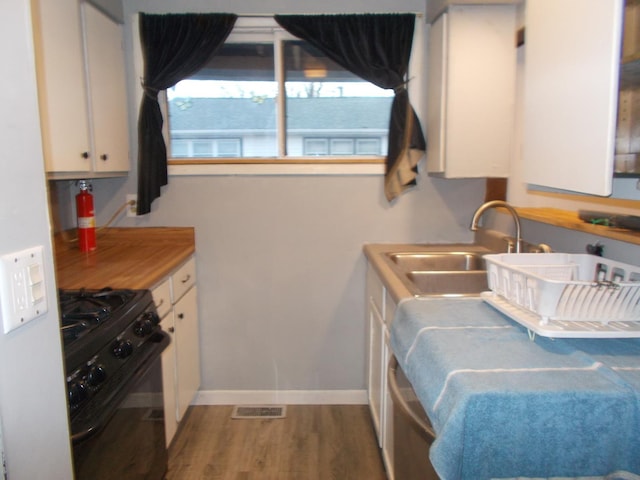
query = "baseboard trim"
(193, 389, 367, 406)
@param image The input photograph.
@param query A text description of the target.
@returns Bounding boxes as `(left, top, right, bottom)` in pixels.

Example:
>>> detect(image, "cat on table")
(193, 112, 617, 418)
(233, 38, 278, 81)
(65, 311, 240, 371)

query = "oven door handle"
(71, 331, 169, 445)
(388, 355, 437, 442)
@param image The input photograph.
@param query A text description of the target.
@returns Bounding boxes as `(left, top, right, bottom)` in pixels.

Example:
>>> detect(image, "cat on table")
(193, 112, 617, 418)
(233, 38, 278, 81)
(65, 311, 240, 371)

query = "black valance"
(137, 13, 237, 215)
(275, 14, 426, 201)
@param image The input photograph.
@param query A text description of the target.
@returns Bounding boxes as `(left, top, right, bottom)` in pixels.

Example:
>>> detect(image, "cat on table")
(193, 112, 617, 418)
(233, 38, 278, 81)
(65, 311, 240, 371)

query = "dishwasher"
(388, 355, 440, 480)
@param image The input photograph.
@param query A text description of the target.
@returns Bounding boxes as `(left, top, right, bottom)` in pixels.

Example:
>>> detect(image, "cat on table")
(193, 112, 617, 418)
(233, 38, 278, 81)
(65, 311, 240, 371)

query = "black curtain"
(274, 14, 426, 201)
(137, 13, 237, 215)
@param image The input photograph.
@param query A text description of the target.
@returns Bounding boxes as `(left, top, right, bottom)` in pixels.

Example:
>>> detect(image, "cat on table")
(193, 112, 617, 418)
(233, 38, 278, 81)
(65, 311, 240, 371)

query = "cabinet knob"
(81, 151, 90, 159)
(168, 326, 175, 333)
(178, 313, 184, 319)
(100, 153, 108, 161)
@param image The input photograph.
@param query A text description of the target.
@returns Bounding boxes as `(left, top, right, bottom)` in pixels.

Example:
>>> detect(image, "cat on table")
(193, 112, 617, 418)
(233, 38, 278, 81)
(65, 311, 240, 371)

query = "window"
(304, 138, 329, 156)
(165, 17, 393, 163)
(193, 141, 213, 157)
(356, 139, 382, 155)
(301, 137, 383, 156)
(170, 138, 242, 158)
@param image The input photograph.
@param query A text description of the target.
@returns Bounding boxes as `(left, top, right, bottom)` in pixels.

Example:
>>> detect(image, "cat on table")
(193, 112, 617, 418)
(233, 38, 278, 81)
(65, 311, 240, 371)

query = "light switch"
(0, 246, 48, 334)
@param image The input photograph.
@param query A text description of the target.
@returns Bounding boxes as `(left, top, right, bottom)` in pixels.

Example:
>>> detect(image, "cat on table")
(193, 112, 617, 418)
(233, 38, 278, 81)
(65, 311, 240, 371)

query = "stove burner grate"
(59, 288, 135, 347)
(61, 320, 91, 343)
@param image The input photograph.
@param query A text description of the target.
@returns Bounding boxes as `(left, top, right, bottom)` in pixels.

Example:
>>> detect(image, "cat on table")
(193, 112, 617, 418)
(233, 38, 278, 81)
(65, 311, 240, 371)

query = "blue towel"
(390, 298, 640, 480)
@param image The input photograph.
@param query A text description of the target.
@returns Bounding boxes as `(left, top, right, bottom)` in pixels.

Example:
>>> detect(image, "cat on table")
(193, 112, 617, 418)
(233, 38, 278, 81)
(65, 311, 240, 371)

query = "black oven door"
(71, 332, 169, 480)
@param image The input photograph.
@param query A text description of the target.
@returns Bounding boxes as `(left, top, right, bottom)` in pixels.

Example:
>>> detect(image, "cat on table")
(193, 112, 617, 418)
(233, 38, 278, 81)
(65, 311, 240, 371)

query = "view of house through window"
(167, 19, 393, 161)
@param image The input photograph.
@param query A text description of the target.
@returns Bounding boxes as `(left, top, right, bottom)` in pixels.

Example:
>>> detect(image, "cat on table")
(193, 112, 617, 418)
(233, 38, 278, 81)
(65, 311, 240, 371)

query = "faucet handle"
(504, 237, 516, 253)
(537, 243, 552, 253)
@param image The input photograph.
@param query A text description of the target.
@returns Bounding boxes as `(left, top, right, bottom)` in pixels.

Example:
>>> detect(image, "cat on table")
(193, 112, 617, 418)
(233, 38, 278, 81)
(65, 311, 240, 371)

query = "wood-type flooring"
(165, 404, 387, 480)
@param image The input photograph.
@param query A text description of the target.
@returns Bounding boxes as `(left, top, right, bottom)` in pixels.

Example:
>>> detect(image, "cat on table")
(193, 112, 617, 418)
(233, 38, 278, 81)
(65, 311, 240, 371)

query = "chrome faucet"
(470, 200, 522, 253)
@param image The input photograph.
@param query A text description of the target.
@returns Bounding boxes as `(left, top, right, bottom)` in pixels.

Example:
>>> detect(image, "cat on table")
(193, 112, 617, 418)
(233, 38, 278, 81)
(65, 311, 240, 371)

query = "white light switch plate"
(0, 246, 48, 334)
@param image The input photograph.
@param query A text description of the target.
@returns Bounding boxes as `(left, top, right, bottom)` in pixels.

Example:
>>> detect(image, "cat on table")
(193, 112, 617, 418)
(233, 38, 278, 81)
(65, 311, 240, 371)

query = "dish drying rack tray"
(482, 253, 640, 338)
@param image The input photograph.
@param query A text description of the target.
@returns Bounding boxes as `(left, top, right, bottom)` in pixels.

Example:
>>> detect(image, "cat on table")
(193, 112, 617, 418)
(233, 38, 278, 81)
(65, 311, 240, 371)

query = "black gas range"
(58, 287, 169, 480)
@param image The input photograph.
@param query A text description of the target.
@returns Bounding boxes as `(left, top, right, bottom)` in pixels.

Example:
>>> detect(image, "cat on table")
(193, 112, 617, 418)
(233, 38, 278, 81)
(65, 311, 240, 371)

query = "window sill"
(167, 158, 386, 176)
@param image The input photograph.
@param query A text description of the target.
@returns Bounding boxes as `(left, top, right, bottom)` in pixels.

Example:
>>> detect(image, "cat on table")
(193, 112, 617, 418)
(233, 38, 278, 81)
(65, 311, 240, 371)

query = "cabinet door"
(522, 0, 624, 196)
(426, 12, 447, 175)
(152, 279, 172, 320)
(426, 6, 516, 178)
(367, 301, 384, 447)
(160, 316, 178, 447)
(174, 286, 200, 421)
(82, 4, 130, 173)
(171, 257, 196, 303)
(382, 330, 394, 480)
(31, 0, 91, 173)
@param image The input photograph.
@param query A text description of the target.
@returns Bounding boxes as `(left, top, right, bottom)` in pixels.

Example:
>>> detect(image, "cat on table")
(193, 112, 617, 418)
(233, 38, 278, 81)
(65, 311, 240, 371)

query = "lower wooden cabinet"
(152, 255, 201, 447)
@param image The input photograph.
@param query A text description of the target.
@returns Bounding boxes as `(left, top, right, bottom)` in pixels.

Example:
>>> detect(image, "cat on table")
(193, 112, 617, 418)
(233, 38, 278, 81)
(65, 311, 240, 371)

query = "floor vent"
(231, 405, 287, 419)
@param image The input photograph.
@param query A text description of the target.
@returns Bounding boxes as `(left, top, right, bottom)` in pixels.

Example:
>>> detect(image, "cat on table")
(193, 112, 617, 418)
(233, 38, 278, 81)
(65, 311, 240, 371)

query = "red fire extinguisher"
(76, 180, 96, 252)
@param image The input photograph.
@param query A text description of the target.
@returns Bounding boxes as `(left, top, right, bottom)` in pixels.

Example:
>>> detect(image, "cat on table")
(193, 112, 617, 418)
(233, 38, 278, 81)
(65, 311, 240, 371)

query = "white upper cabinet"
(83, 3, 130, 174)
(522, 0, 624, 196)
(426, 5, 517, 178)
(31, 0, 130, 178)
(426, 0, 518, 23)
(32, 0, 91, 174)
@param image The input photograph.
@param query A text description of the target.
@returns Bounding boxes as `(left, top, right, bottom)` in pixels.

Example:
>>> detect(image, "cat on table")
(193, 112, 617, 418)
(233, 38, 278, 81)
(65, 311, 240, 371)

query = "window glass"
(168, 42, 277, 158)
(356, 138, 382, 155)
(166, 20, 393, 161)
(304, 138, 329, 155)
(330, 139, 354, 155)
(217, 139, 242, 157)
(283, 40, 392, 158)
(171, 139, 189, 157)
(193, 140, 213, 157)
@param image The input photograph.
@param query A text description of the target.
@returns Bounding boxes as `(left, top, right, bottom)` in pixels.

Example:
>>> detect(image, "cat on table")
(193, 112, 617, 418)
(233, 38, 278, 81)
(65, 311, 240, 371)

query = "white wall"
(64, 0, 489, 400)
(0, 0, 73, 477)
(84, 175, 485, 398)
(125, 175, 484, 393)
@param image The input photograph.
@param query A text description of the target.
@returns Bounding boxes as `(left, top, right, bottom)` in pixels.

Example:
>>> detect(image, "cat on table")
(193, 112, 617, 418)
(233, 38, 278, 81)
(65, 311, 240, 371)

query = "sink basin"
(387, 252, 486, 271)
(383, 250, 489, 297)
(405, 271, 488, 296)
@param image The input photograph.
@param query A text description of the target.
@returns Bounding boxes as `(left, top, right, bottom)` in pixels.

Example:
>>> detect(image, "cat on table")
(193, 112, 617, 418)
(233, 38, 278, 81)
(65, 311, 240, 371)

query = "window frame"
(159, 16, 388, 176)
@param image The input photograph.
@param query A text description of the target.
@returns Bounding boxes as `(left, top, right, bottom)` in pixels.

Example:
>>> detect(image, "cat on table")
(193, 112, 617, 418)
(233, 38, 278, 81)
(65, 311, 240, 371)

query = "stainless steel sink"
(384, 251, 489, 297)
(405, 271, 488, 296)
(387, 252, 486, 271)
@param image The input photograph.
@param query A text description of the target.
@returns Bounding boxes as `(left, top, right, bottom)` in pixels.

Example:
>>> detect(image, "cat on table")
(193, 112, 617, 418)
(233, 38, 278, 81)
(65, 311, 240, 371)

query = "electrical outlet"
(126, 194, 137, 217)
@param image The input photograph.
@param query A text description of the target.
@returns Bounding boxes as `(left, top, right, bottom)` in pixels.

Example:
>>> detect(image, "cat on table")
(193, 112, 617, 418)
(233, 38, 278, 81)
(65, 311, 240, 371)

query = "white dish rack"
(482, 253, 640, 338)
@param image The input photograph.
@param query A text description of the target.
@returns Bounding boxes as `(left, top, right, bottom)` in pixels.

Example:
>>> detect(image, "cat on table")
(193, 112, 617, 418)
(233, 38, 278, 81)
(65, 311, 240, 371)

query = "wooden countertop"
(54, 227, 195, 289)
(516, 207, 640, 246)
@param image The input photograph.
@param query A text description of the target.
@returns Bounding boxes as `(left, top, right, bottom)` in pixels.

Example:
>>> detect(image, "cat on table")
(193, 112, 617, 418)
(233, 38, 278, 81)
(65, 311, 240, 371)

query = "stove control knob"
(143, 310, 160, 326)
(133, 319, 153, 337)
(86, 364, 107, 387)
(68, 381, 87, 408)
(112, 340, 133, 359)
